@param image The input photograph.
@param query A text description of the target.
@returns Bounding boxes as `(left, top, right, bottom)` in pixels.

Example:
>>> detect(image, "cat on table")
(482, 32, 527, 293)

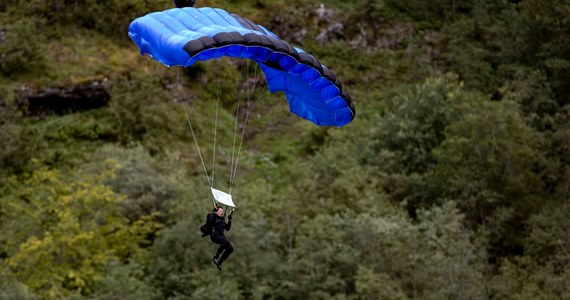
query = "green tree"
(520, 0, 570, 106)
(292, 214, 359, 299)
(289, 203, 487, 299)
(87, 262, 157, 300)
(0, 266, 38, 300)
(88, 145, 185, 223)
(368, 75, 469, 175)
(491, 187, 570, 299)
(432, 98, 543, 259)
(0, 99, 44, 175)
(3, 0, 165, 41)
(107, 72, 176, 152)
(0, 18, 48, 77)
(366, 74, 479, 213)
(1, 162, 158, 298)
(411, 202, 487, 300)
(354, 266, 408, 300)
(499, 69, 558, 132)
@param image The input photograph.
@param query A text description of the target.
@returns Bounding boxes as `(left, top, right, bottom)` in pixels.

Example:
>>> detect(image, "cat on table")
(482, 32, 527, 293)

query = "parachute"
(128, 7, 355, 127)
(128, 7, 355, 209)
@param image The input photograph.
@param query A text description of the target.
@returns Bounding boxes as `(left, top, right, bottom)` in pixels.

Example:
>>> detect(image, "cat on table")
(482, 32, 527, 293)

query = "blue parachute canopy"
(128, 7, 355, 127)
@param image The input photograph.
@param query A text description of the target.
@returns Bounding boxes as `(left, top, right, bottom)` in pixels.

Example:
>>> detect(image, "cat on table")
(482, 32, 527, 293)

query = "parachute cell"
(128, 7, 355, 127)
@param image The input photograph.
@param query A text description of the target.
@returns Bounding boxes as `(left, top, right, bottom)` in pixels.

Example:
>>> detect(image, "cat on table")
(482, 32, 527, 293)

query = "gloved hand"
(228, 213, 233, 221)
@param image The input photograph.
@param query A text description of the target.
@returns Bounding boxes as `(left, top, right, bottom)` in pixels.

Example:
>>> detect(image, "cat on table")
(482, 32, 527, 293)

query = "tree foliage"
(0, 18, 48, 77)
(0, 0, 569, 298)
(0, 163, 158, 298)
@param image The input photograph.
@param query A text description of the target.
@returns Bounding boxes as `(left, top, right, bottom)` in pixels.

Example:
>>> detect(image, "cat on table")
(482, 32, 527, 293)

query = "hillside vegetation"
(1, 0, 569, 299)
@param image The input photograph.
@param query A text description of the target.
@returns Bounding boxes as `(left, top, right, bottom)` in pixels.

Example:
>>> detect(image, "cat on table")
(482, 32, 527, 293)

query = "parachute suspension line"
(228, 60, 251, 193)
(230, 82, 267, 193)
(177, 69, 212, 188)
(147, 62, 210, 188)
(228, 59, 250, 193)
(244, 59, 268, 113)
(147, 60, 180, 124)
(229, 62, 268, 194)
(183, 101, 212, 187)
(229, 83, 243, 193)
(211, 59, 223, 188)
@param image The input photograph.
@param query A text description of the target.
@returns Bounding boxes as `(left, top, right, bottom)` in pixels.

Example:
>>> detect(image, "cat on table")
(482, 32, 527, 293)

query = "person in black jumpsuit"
(207, 206, 233, 271)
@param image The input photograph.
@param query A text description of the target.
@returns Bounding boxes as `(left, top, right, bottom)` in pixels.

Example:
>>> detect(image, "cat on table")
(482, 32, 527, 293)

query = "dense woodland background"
(1, 0, 569, 299)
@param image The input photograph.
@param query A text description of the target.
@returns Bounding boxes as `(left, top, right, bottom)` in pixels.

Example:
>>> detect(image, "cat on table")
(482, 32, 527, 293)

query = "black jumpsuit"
(207, 213, 233, 263)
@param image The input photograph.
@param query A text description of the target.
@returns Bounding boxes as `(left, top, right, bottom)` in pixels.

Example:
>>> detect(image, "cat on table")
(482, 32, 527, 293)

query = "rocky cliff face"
(264, 3, 426, 51)
(266, 3, 345, 45)
(16, 78, 110, 118)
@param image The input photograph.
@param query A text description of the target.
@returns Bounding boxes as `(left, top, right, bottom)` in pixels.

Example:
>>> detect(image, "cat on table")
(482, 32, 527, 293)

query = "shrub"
(0, 18, 48, 77)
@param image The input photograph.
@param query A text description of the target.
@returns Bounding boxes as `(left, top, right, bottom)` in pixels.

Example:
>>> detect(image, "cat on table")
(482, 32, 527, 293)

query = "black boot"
(217, 258, 225, 271)
(213, 256, 222, 271)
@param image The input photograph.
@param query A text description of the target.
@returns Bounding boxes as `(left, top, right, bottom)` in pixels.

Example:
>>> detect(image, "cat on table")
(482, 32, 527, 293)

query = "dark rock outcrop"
(16, 78, 110, 117)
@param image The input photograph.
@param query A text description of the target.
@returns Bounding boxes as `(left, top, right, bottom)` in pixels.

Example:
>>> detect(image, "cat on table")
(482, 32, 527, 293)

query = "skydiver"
(174, 0, 195, 8)
(203, 206, 234, 271)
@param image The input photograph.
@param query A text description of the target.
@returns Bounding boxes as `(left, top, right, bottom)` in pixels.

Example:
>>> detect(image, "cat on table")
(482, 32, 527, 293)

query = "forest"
(0, 0, 569, 299)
